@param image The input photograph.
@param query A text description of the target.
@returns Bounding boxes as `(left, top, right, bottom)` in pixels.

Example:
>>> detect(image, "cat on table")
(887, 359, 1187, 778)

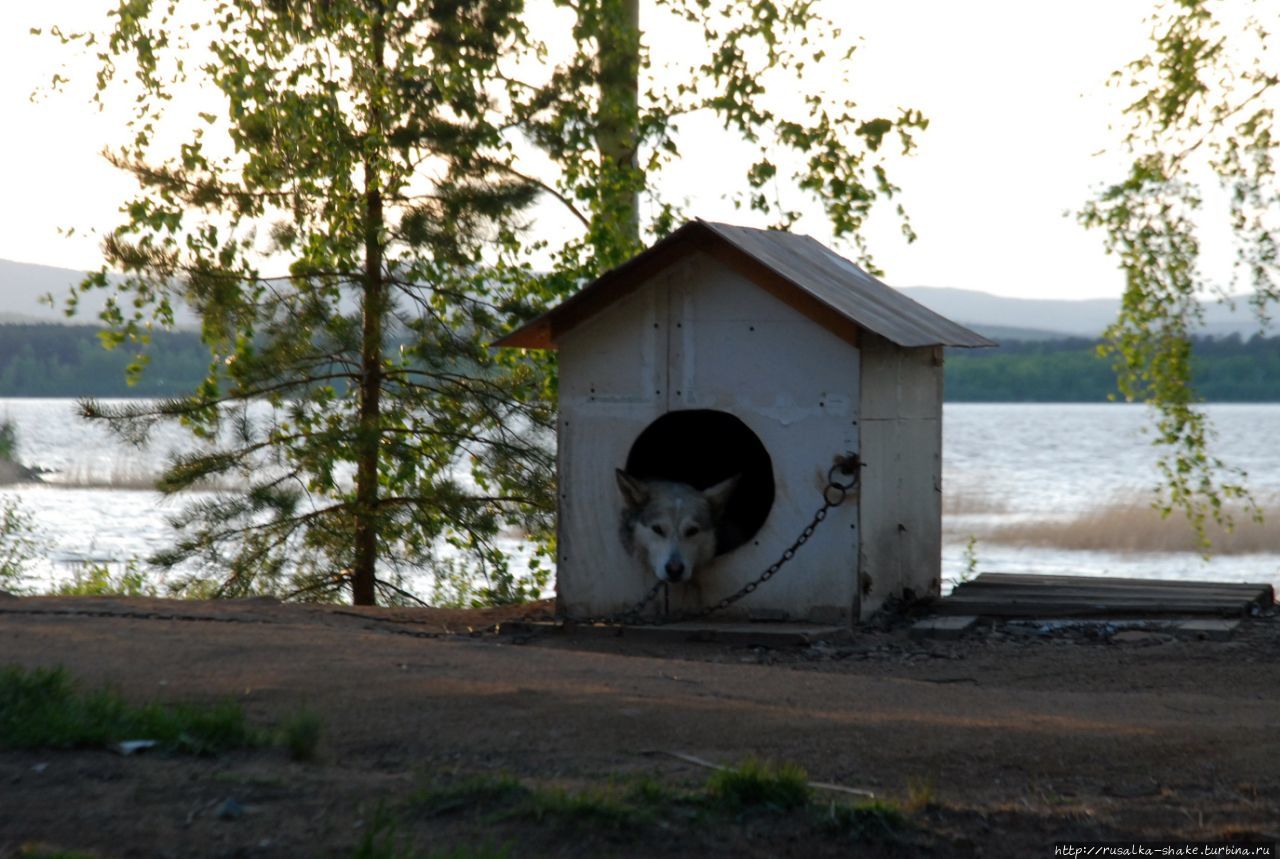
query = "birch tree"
(1080, 0, 1277, 541)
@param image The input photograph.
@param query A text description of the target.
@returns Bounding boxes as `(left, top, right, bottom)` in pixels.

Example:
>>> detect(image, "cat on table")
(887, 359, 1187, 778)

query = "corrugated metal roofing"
(494, 219, 995, 350)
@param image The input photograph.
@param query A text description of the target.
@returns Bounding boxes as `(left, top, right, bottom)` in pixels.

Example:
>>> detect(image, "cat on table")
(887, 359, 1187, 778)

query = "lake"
(2, 398, 1278, 597)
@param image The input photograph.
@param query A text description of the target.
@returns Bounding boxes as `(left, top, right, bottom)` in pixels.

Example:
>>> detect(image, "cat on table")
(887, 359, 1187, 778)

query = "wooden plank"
(948, 586, 1270, 605)
(954, 582, 1268, 598)
(939, 603, 1256, 616)
(934, 598, 1254, 618)
(943, 592, 1258, 608)
(935, 603, 1250, 619)
(967, 573, 1273, 595)
(942, 574, 1276, 620)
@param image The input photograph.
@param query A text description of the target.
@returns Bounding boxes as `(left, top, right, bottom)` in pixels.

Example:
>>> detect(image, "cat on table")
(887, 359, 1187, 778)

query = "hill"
(900, 285, 1272, 340)
(5, 257, 1274, 341)
(0, 259, 197, 327)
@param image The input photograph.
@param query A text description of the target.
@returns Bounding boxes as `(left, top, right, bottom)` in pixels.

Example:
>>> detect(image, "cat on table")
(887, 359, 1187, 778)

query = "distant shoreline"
(4, 322, 1280, 401)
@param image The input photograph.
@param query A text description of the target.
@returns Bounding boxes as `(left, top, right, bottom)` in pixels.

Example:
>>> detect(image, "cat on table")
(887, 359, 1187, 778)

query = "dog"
(615, 470, 739, 583)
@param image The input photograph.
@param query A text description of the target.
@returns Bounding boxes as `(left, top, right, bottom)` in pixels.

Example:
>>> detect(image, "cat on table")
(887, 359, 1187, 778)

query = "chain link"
(551, 453, 861, 628)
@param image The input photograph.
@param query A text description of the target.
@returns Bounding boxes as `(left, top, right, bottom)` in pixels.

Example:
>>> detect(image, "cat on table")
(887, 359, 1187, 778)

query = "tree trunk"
(595, 0, 641, 245)
(352, 162, 384, 606)
(351, 11, 387, 607)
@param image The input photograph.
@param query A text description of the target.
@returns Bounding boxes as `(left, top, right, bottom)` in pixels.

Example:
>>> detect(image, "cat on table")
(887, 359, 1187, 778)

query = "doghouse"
(496, 220, 993, 623)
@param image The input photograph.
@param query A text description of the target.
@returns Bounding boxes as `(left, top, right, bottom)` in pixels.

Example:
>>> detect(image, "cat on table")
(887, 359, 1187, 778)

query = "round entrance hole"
(624, 410, 775, 555)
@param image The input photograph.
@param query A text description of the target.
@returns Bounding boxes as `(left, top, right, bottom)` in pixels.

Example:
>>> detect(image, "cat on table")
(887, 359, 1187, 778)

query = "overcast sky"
(0, 1, 1164, 300)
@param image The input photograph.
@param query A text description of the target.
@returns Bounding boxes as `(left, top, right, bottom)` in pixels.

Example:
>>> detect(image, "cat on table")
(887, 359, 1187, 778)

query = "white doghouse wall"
(554, 250, 943, 623)
(857, 334, 944, 615)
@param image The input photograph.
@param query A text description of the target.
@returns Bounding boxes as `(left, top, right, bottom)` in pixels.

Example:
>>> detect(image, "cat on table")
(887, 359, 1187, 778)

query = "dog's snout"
(664, 558, 686, 582)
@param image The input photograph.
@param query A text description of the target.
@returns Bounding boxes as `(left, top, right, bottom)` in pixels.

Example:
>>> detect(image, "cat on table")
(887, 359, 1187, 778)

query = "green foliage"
(48, 0, 926, 607)
(705, 758, 813, 812)
(0, 418, 17, 461)
(1079, 0, 1277, 544)
(0, 494, 42, 595)
(54, 560, 155, 598)
(505, 0, 928, 277)
(0, 665, 258, 755)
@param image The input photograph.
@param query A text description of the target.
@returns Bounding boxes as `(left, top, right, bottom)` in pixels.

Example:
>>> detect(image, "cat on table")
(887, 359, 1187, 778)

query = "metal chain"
(552, 453, 860, 629)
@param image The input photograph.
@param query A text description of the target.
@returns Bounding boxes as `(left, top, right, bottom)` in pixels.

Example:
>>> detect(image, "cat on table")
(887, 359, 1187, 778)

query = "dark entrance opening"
(624, 410, 775, 555)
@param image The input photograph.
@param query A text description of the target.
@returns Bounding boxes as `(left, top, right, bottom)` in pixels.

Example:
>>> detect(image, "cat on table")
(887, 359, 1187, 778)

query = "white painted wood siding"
(556, 253, 864, 623)
(857, 334, 943, 616)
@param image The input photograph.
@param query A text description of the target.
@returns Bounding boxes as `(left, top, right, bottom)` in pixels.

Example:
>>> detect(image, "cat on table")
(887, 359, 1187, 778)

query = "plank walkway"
(937, 573, 1275, 618)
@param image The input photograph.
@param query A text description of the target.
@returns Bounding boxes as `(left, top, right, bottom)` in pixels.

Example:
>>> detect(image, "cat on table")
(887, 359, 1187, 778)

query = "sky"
(0, 1, 1161, 300)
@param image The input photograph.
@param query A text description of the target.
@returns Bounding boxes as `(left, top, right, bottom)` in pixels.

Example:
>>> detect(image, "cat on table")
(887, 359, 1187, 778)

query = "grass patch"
(279, 708, 323, 762)
(514, 784, 650, 829)
(386, 765, 923, 857)
(417, 773, 652, 830)
(409, 762, 911, 844)
(625, 774, 677, 806)
(821, 797, 910, 841)
(905, 775, 937, 812)
(705, 757, 812, 812)
(0, 665, 259, 755)
(414, 774, 530, 817)
(356, 805, 511, 859)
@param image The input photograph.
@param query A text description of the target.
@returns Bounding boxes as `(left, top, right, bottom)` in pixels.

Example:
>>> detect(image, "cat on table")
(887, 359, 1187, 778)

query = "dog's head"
(616, 470, 739, 583)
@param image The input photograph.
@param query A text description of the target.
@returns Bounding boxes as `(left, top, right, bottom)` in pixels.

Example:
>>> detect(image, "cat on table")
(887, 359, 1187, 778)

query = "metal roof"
(494, 219, 995, 350)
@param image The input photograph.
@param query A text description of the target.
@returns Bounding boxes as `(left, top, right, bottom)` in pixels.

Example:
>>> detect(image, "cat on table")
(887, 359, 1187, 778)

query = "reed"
(943, 491, 1011, 515)
(981, 498, 1278, 555)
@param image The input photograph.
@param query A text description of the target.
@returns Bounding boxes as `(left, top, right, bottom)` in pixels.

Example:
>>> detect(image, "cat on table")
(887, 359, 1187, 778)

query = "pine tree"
(63, 0, 555, 604)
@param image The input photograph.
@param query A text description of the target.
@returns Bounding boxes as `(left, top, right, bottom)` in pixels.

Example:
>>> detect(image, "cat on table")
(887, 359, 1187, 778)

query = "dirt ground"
(2, 594, 1278, 858)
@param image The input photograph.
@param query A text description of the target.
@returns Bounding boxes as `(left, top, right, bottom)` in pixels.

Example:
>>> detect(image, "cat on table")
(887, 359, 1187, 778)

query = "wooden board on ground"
(937, 573, 1275, 619)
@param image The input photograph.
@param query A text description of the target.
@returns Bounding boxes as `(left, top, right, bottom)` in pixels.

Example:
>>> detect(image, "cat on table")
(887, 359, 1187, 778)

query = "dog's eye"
(684, 526, 700, 538)
(651, 524, 666, 537)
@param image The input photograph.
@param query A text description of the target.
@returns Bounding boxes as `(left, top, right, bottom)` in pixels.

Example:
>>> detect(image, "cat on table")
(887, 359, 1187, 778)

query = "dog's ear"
(616, 470, 650, 509)
(702, 474, 740, 516)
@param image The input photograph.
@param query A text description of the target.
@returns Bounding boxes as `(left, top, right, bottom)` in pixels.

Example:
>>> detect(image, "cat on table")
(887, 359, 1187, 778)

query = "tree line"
(946, 334, 1280, 402)
(0, 324, 211, 396)
(6, 323, 1280, 403)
